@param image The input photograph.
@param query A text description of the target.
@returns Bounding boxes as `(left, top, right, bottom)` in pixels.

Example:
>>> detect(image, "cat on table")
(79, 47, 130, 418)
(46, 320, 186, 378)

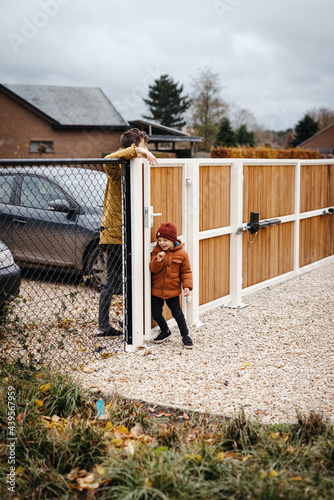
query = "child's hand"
(183, 288, 190, 297)
(157, 251, 165, 263)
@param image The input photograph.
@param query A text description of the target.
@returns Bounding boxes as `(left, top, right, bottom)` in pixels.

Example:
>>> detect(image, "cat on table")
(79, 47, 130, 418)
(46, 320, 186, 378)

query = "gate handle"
(150, 206, 162, 228)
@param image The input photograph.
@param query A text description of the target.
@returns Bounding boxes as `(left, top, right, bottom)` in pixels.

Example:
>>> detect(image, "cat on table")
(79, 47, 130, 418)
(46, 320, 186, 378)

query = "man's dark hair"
(120, 128, 149, 148)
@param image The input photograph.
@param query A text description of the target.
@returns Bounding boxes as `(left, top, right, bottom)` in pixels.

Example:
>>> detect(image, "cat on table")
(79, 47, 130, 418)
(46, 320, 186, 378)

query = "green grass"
(0, 361, 333, 499)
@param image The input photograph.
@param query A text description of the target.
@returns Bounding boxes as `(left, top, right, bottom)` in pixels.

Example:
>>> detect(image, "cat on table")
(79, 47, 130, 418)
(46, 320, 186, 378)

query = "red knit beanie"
(156, 222, 178, 243)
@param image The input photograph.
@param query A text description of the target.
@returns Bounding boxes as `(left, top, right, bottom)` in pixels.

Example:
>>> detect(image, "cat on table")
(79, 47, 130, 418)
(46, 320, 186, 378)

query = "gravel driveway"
(78, 259, 334, 424)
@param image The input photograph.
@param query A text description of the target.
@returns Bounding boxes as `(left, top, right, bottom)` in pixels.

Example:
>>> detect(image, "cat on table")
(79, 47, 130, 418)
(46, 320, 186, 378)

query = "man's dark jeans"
(99, 245, 122, 331)
(151, 295, 189, 337)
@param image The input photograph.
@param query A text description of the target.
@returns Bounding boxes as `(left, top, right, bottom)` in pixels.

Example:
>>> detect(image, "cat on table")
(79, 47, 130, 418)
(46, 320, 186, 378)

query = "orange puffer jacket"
(149, 241, 193, 299)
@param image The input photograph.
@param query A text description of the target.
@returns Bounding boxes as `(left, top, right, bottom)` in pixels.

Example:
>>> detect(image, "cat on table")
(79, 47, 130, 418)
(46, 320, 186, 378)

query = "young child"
(98, 128, 157, 337)
(150, 222, 193, 348)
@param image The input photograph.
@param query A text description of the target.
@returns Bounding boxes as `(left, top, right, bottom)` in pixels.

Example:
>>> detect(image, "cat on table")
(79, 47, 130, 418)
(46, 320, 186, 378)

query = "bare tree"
(189, 68, 228, 151)
(307, 106, 334, 130)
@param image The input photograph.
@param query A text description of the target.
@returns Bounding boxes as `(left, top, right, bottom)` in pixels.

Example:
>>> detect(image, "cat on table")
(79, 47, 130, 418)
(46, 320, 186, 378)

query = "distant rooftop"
(1, 83, 128, 128)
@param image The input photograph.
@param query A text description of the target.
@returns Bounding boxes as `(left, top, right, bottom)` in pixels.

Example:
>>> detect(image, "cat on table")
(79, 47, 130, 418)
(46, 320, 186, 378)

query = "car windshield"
(55, 170, 107, 208)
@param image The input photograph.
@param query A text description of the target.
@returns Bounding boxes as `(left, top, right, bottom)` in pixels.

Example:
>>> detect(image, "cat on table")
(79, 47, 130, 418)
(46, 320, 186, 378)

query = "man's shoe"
(96, 326, 123, 337)
(182, 335, 193, 349)
(154, 329, 171, 344)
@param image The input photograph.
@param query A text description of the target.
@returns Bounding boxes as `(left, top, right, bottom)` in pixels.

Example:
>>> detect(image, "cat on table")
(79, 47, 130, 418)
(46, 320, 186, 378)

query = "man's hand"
(156, 251, 165, 263)
(135, 147, 158, 166)
(183, 288, 190, 297)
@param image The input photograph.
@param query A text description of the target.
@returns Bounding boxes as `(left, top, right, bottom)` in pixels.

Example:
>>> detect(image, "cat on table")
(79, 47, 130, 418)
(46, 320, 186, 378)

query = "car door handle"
(13, 219, 27, 224)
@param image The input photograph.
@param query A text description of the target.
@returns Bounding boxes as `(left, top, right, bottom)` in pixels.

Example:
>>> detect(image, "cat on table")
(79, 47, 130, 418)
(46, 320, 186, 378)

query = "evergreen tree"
(214, 117, 237, 147)
(236, 124, 256, 146)
(291, 114, 319, 146)
(143, 74, 190, 129)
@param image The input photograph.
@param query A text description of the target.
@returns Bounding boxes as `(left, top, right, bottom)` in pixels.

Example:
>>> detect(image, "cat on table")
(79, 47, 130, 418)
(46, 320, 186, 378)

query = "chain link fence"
(0, 159, 131, 371)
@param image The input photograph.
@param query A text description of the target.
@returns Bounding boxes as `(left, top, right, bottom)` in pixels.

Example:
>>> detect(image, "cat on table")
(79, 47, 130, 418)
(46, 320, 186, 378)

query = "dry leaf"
(217, 451, 225, 460)
(16, 412, 24, 423)
(52, 415, 61, 422)
(130, 422, 143, 438)
(183, 412, 190, 420)
(95, 465, 105, 476)
(144, 477, 152, 488)
(290, 475, 302, 481)
(39, 383, 51, 392)
(35, 400, 43, 407)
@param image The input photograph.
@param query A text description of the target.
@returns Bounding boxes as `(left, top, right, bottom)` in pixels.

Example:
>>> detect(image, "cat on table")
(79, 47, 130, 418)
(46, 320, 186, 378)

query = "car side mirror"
(48, 199, 72, 213)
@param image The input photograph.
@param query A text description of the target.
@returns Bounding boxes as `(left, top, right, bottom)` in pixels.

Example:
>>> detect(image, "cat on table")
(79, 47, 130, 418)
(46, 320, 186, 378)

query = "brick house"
(0, 83, 129, 159)
(298, 121, 334, 157)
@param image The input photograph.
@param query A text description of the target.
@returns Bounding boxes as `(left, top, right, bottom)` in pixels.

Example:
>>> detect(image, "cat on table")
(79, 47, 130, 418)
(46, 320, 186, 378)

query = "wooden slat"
(243, 165, 295, 222)
(150, 167, 183, 242)
(300, 164, 334, 212)
(299, 215, 334, 267)
(242, 222, 294, 288)
(199, 235, 230, 305)
(199, 165, 230, 231)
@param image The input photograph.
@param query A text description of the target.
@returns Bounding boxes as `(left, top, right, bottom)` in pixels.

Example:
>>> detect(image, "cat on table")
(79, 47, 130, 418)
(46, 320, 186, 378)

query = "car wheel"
(85, 246, 106, 290)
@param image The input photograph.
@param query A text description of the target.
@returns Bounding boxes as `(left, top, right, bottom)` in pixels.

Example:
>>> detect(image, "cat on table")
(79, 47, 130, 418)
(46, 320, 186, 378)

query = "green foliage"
(143, 74, 190, 129)
(236, 124, 256, 146)
(1, 362, 333, 499)
(291, 113, 319, 146)
(214, 117, 237, 147)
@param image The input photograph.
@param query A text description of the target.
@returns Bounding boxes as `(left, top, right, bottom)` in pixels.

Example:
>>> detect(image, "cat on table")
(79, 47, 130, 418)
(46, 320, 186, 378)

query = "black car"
(0, 166, 108, 288)
(0, 239, 21, 311)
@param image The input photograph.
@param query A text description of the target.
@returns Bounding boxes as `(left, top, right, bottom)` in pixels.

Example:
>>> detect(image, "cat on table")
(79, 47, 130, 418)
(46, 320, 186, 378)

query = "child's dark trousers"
(151, 295, 189, 337)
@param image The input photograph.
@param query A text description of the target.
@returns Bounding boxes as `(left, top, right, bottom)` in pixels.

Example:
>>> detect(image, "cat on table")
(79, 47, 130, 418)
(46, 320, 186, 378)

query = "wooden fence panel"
(199, 165, 230, 231)
(150, 166, 183, 242)
(199, 235, 230, 305)
(242, 222, 294, 288)
(300, 164, 334, 212)
(243, 165, 295, 222)
(300, 215, 334, 267)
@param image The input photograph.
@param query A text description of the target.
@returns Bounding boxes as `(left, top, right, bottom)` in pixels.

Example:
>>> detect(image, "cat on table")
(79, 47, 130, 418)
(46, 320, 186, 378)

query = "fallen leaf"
(268, 469, 278, 477)
(67, 467, 80, 481)
(95, 465, 105, 476)
(242, 454, 252, 462)
(104, 422, 113, 431)
(35, 400, 43, 407)
(217, 451, 225, 460)
(289, 475, 302, 481)
(185, 454, 202, 461)
(130, 422, 143, 438)
(39, 383, 51, 392)
(16, 412, 24, 423)
(144, 477, 152, 488)
(183, 412, 190, 420)
(52, 415, 61, 422)
(81, 367, 94, 373)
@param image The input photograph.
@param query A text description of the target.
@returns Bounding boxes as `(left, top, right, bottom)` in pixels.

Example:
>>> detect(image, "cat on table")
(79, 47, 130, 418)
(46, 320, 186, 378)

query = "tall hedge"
(211, 146, 320, 159)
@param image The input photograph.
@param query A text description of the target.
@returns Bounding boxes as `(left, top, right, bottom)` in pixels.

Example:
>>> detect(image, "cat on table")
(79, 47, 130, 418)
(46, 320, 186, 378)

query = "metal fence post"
(229, 160, 248, 308)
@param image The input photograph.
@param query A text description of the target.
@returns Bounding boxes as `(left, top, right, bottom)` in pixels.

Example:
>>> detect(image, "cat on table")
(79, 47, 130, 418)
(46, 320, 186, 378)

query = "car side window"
(20, 176, 67, 210)
(0, 175, 16, 204)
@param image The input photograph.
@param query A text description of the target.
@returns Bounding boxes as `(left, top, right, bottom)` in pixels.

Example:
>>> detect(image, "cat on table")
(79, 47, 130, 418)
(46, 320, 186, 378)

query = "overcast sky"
(1, 0, 334, 130)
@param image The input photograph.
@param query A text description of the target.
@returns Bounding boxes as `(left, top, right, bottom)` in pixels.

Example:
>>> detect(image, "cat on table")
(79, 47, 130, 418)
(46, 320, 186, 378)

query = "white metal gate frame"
(127, 157, 334, 351)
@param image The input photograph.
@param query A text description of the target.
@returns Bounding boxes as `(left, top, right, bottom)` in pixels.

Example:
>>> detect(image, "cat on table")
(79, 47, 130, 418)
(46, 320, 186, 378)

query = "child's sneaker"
(154, 329, 171, 343)
(182, 335, 193, 349)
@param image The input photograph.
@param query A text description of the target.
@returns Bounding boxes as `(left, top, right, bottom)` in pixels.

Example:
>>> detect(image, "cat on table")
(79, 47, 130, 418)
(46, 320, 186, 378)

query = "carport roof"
(1, 83, 128, 128)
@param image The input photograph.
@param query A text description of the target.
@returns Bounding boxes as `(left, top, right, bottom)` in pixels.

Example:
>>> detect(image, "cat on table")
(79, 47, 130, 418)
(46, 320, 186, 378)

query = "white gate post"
(229, 160, 248, 308)
(125, 158, 145, 352)
(294, 161, 301, 273)
(184, 159, 200, 325)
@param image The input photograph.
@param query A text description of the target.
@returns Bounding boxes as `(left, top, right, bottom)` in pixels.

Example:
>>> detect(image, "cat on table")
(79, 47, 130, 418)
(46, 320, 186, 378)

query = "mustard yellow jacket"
(99, 146, 137, 246)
